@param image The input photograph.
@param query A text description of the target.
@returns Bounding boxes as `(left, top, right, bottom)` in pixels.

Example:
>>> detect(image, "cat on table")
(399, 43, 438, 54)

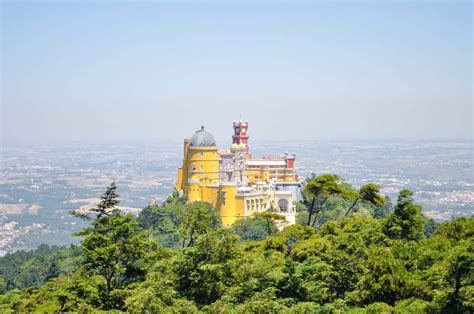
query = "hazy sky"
(1, 2, 472, 146)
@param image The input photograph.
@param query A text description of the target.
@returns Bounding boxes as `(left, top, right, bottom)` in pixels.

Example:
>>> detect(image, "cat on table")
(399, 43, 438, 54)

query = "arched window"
(278, 199, 289, 211)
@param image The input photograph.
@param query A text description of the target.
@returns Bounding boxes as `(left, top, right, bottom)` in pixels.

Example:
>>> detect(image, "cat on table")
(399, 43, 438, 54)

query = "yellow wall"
(246, 167, 270, 184)
(216, 184, 244, 226)
(187, 146, 219, 184)
(201, 185, 218, 208)
(188, 182, 201, 201)
(246, 166, 297, 184)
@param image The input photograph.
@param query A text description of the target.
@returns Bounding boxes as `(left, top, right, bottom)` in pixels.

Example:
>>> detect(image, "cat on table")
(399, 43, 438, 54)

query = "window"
(200, 151, 204, 158)
(212, 165, 215, 171)
(200, 164, 204, 170)
(192, 164, 196, 172)
(221, 191, 226, 205)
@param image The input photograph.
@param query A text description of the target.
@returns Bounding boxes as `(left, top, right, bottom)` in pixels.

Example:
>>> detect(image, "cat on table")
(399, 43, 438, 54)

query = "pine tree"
(343, 183, 385, 217)
(75, 183, 152, 310)
(92, 181, 120, 219)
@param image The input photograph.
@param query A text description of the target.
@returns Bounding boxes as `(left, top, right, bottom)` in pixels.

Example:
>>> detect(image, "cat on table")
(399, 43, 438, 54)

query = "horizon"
(2, 136, 473, 150)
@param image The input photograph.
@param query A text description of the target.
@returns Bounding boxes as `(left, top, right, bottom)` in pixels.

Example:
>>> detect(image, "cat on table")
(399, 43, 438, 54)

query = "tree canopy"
(1, 179, 472, 313)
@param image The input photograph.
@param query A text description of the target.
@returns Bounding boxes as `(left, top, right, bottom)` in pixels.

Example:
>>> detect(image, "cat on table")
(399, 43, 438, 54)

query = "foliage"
(0, 244, 81, 294)
(179, 201, 221, 247)
(255, 212, 285, 237)
(372, 195, 393, 219)
(302, 175, 387, 228)
(76, 213, 154, 309)
(74, 183, 155, 309)
(72, 181, 120, 220)
(343, 183, 385, 217)
(303, 174, 347, 227)
(1, 180, 473, 313)
(231, 215, 275, 241)
(383, 189, 424, 240)
(137, 196, 220, 249)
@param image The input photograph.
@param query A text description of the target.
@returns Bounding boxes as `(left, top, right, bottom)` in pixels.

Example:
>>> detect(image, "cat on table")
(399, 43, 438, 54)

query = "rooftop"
(189, 126, 216, 147)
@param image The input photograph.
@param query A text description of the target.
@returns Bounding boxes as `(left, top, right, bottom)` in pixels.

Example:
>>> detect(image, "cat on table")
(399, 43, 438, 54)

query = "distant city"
(1, 140, 472, 256)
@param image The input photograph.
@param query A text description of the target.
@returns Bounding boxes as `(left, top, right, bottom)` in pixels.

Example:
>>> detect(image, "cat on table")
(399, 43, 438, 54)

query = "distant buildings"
(175, 121, 302, 226)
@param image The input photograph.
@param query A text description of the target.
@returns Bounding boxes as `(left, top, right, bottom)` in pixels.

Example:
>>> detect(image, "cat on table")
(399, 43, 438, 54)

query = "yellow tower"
(183, 126, 220, 207)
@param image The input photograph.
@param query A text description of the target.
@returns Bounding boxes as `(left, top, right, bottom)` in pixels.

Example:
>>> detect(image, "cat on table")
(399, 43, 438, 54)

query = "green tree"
(434, 217, 474, 241)
(256, 212, 285, 237)
(0, 244, 81, 294)
(303, 174, 346, 227)
(442, 242, 473, 312)
(124, 248, 197, 313)
(383, 189, 424, 241)
(343, 183, 385, 217)
(138, 192, 186, 231)
(179, 201, 221, 247)
(423, 218, 438, 238)
(231, 216, 274, 241)
(138, 198, 184, 248)
(75, 184, 153, 309)
(373, 195, 392, 219)
(350, 246, 409, 306)
(72, 182, 120, 220)
(175, 229, 238, 305)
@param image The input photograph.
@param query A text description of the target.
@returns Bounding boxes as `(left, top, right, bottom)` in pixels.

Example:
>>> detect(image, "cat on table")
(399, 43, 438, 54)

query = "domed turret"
(190, 126, 216, 147)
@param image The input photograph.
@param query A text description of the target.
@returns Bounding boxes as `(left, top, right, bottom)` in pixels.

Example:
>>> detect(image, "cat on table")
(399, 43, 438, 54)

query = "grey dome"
(190, 126, 216, 147)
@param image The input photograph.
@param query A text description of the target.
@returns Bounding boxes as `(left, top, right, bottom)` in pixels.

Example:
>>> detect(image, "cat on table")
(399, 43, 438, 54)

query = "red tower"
(232, 121, 249, 146)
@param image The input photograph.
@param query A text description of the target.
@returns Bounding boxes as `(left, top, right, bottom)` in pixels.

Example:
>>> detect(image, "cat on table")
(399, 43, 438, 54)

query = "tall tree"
(343, 183, 385, 217)
(303, 174, 346, 227)
(71, 182, 120, 220)
(75, 183, 153, 309)
(92, 181, 120, 218)
(383, 189, 424, 241)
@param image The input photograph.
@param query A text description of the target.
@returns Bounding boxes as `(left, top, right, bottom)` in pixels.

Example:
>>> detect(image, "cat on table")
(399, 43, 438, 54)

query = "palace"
(175, 121, 301, 226)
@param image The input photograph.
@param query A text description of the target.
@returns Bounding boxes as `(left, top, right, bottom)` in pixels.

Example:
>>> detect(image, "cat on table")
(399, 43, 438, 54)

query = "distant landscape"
(1, 140, 472, 256)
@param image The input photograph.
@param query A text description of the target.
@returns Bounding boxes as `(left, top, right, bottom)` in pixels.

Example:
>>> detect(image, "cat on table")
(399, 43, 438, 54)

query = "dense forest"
(0, 175, 472, 313)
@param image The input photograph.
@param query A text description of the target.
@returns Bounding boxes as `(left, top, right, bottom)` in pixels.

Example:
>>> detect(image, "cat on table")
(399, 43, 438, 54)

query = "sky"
(1, 1, 472, 146)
